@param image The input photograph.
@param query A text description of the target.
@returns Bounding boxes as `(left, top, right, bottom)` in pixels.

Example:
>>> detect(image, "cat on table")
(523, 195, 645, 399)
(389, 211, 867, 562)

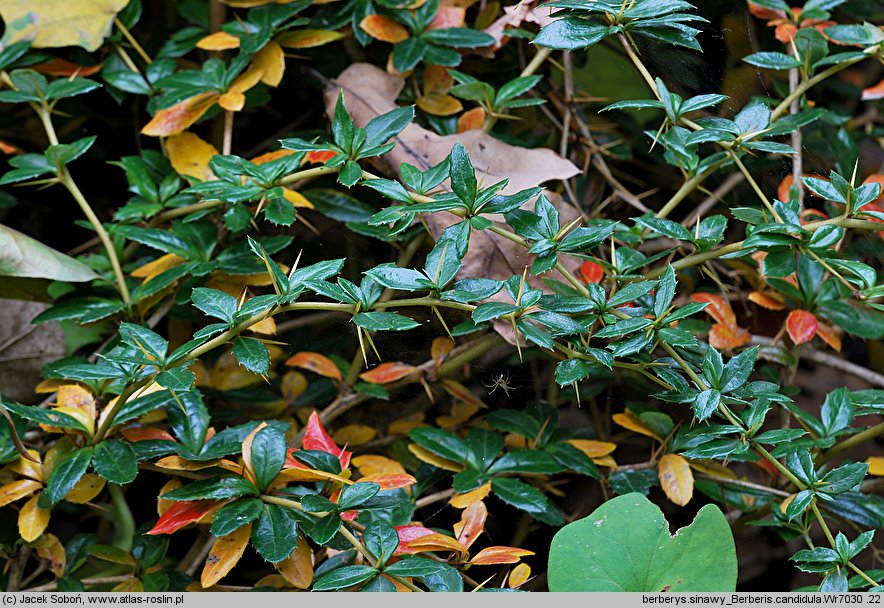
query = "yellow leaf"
(112, 579, 144, 592)
(201, 524, 251, 588)
(0, 0, 129, 51)
(436, 402, 479, 430)
(9, 449, 43, 482)
(241, 422, 269, 485)
(779, 493, 796, 515)
(52, 406, 94, 437)
(254, 574, 289, 588)
(228, 66, 265, 95)
(18, 494, 50, 542)
(407, 444, 464, 472)
(566, 439, 617, 459)
(406, 533, 468, 559)
(658, 454, 694, 506)
(352, 455, 406, 478)
(333, 424, 376, 446)
(142, 92, 219, 137)
(253, 40, 285, 87)
(131, 253, 186, 282)
(281, 371, 308, 401)
(450, 481, 491, 509)
(31, 533, 66, 576)
(166, 132, 219, 181)
(56, 385, 96, 427)
(867, 456, 884, 476)
(218, 92, 245, 112)
(416, 93, 463, 116)
(276, 29, 345, 49)
(275, 534, 313, 589)
(197, 31, 240, 50)
(157, 478, 182, 516)
(612, 411, 663, 442)
(283, 189, 314, 209)
(593, 455, 617, 468)
(64, 473, 106, 504)
(508, 563, 531, 588)
(430, 336, 455, 367)
(274, 467, 352, 486)
(249, 317, 277, 336)
(0, 479, 42, 507)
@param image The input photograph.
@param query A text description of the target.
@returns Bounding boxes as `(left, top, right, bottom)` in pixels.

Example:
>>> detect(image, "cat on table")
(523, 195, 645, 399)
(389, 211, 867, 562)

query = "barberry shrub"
(0, 0, 882, 594)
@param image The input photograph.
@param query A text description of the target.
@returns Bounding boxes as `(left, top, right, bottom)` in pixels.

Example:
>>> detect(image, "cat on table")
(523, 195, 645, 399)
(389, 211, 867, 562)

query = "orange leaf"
(450, 482, 491, 508)
(469, 545, 535, 565)
(148, 500, 217, 535)
(565, 439, 617, 459)
(275, 534, 313, 588)
(457, 107, 485, 132)
(453, 500, 486, 549)
(201, 524, 251, 588)
(431, 337, 455, 369)
(197, 31, 241, 50)
(428, 6, 466, 29)
(285, 352, 342, 382)
(394, 525, 435, 555)
(406, 532, 468, 558)
(863, 79, 884, 101)
(814, 320, 841, 351)
(775, 22, 798, 42)
(748, 291, 786, 310)
(436, 401, 479, 430)
(691, 292, 736, 326)
(360, 15, 410, 43)
(423, 65, 454, 95)
(441, 379, 486, 409)
(141, 92, 218, 137)
(56, 384, 96, 429)
(612, 411, 663, 443)
(866, 457, 884, 476)
(352, 455, 407, 477)
(359, 362, 419, 384)
(302, 410, 352, 469)
(748, 2, 786, 19)
(253, 41, 285, 87)
(31, 59, 102, 76)
(305, 150, 336, 164)
(166, 132, 219, 181)
(416, 92, 463, 116)
(357, 473, 416, 490)
(18, 494, 50, 542)
(658, 453, 694, 506)
(786, 310, 818, 345)
(228, 66, 264, 95)
(122, 426, 176, 442)
(777, 174, 795, 203)
(708, 323, 751, 350)
(276, 29, 345, 49)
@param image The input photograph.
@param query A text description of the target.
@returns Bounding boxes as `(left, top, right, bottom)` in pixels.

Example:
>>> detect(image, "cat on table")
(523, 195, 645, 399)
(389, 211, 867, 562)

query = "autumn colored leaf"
(305, 150, 337, 164)
(333, 424, 376, 446)
(658, 454, 694, 507)
(431, 336, 455, 369)
(64, 473, 106, 504)
(276, 29, 345, 49)
(166, 132, 219, 182)
(748, 2, 786, 20)
(867, 457, 884, 476)
(786, 310, 818, 345)
(612, 411, 663, 443)
(201, 524, 251, 588)
(469, 546, 535, 565)
(32, 533, 66, 577)
(691, 293, 736, 326)
(428, 6, 466, 29)
(131, 253, 186, 283)
(121, 426, 176, 442)
(302, 410, 352, 469)
(450, 481, 491, 508)
(408, 443, 464, 472)
(147, 500, 217, 535)
(509, 563, 531, 588)
(748, 291, 786, 311)
(708, 323, 751, 351)
(253, 41, 285, 87)
(862, 78, 884, 101)
(18, 494, 50, 542)
(457, 107, 485, 132)
(0, 479, 42, 507)
(31, 59, 102, 76)
(285, 351, 342, 382)
(406, 532, 469, 558)
(436, 401, 479, 430)
(566, 439, 617, 459)
(815, 321, 841, 351)
(359, 362, 419, 384)
(0, 0, 129, 51)
(356, 473, 416, 490)
(275, 535, 313, 589)
(423, 65, 454, 95)
(141, 93, 218, 137)
(359, 15, 410, 43)
(352, 454, 407, 477)
(197, 31, 240, 50)
(453, 500, 486, 549)
(441, 379, 486, 409)
(580, 260, 605, 284)
(394, 525, 436, 555)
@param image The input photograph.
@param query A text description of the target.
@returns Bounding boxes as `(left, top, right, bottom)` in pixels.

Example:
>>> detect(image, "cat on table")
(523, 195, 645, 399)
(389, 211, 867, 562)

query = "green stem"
(108, 484, 135, 552)
(754, 444, 806, 488)
(818, 421, 884, 464)
(729, 151, 781, 221)
(770, 57, 867, 122)
(656, 161, 725, 220)
(811, 503, 880, 588)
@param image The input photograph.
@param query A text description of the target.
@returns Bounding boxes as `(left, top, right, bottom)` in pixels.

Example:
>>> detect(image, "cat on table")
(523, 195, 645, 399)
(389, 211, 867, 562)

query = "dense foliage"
(0, 0, 882, 593)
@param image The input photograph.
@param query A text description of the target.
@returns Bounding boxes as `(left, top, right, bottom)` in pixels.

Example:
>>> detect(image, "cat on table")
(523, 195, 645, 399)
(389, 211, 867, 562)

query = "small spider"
(484, 373, 516, 396)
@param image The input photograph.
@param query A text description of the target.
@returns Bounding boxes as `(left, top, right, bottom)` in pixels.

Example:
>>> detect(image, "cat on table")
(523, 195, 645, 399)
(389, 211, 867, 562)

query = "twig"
(752, 335, 884, 388)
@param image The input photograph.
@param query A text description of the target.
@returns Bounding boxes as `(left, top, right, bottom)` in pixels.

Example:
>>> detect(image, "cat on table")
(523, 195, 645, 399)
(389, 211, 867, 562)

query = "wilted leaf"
(141, 93, 218, 137)
(275, 534, 313, 589)
(453, 500, 486, 549)
(470, 545, 534, 565)
(612, 411, 663, 443)
(201, 524, 251, 588)
(657, 454, 694, 506)
(166, 132, 218, 181)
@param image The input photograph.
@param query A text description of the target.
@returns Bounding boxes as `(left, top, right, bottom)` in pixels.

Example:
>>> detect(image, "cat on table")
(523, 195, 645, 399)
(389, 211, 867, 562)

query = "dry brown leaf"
(322, 64, 582, 344)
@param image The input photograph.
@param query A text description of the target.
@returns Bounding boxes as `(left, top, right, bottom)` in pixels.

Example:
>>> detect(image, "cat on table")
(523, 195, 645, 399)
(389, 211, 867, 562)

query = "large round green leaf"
(548, 493, 737, 591)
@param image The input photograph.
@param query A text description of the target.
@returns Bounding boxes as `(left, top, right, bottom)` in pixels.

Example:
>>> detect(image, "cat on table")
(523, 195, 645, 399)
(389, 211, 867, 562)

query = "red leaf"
(393, 525, 435, 555)
(147, 500, 216, 535)
(305, 150, 336, 164)
(580, 260, 604, 284)
(359, 362, 419, 384)
(691, 293, 737, 326)
(748, 2, 786, 20)
(709, 324, 751, 351)
(303, 411, 352, 470)
(786, 310, 818, 345)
